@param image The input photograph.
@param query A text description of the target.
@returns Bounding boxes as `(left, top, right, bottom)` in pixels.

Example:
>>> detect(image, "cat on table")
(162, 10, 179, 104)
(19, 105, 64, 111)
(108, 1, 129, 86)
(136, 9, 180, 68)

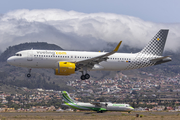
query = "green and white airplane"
(61, 91, 134, 113)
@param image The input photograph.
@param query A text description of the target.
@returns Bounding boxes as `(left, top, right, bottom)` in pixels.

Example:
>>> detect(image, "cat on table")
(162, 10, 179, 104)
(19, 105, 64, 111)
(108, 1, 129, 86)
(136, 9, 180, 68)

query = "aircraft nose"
(127, 107, 134, 111)
(130, 107, 134, 110)
(7, 57, 14, 64)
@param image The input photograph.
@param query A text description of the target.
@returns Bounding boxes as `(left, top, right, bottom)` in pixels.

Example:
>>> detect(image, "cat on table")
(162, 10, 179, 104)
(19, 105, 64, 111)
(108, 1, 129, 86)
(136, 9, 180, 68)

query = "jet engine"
(55, 62, 75, 75)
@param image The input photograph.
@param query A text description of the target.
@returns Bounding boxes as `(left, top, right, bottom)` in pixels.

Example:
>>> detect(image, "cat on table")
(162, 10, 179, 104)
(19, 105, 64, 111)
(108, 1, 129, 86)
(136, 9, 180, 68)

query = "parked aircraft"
(7, 29, 171, 80)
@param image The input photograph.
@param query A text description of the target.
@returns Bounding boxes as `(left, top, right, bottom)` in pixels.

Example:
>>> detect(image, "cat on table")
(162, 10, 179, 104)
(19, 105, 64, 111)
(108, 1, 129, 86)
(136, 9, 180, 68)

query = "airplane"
(61, 91, 134, 113)
(7, 29, 171, 80)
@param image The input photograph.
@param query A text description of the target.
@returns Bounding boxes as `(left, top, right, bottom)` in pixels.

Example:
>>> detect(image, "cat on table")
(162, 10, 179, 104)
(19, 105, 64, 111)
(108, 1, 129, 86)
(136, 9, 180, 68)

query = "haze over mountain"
(0, 9, 180, 53)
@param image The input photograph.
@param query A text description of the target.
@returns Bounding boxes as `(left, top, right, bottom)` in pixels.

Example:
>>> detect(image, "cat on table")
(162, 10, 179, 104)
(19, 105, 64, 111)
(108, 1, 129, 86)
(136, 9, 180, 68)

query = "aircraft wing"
(75, 41, 122, 70)
(90, 102, 102, 107)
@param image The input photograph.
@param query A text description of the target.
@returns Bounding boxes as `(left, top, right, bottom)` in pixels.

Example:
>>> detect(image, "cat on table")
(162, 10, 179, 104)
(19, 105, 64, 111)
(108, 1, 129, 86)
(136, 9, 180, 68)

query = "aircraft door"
(27, 51, 33, 61)
(105, 103, 108, 108)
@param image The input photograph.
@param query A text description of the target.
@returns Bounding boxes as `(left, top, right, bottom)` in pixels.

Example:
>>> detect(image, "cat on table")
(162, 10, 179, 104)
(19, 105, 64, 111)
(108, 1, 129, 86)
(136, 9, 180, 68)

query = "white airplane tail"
(126, 29, 170, 70)
(139, 29, 169, 56)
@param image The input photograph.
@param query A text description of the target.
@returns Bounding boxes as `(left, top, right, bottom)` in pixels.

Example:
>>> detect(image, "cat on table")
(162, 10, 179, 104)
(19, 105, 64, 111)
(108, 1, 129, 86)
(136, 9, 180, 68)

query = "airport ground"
(0, 111, 180, 120)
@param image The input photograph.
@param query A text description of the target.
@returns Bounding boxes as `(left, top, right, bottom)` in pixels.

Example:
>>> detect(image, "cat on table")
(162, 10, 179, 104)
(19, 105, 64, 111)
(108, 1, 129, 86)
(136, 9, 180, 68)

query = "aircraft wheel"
(27, 74, 31, 78)
(81, 75, 86, 80)
(85, 73, 90, 79)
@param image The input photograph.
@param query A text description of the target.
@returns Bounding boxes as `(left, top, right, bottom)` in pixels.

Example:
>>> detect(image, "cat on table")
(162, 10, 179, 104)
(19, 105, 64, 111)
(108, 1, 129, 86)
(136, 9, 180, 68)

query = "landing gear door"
(27, 51, 33, 61)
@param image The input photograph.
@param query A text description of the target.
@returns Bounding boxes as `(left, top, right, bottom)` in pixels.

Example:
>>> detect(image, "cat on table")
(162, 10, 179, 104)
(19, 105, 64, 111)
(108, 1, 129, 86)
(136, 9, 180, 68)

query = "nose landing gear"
(27, 69, 31, 78)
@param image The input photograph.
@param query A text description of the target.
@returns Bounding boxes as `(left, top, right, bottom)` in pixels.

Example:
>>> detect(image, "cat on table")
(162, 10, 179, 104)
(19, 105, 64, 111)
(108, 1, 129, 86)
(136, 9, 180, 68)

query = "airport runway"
(0, 111, 179, 116)
(0, 111, 180, 120)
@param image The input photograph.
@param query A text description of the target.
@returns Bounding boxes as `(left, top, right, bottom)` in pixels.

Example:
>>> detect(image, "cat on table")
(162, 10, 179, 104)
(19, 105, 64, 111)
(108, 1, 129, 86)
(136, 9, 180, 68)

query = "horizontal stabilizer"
(150, 56, 171, 62)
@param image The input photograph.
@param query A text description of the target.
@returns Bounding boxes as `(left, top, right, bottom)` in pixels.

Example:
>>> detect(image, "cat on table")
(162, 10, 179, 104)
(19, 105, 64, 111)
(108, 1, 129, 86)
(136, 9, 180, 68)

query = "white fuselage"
(63, 102, 134, 112)
(7, 50, 164, 71)
(7, 50, 138, 71)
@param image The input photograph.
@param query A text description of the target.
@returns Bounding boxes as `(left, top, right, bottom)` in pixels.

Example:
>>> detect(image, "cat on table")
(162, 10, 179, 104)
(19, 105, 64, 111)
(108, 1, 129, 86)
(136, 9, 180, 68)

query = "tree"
(6, 96, 12, 102)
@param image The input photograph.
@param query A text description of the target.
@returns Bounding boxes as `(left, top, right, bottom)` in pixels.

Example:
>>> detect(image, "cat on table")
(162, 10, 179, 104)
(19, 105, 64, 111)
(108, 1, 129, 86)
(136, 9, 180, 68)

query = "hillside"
(0, 42, 180, 93)
(0, 42, 63, 62)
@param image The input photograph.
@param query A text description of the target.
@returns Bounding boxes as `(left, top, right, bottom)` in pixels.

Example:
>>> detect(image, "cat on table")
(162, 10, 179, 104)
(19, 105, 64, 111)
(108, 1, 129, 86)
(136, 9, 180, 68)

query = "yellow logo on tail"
(157, 38, 160, 41)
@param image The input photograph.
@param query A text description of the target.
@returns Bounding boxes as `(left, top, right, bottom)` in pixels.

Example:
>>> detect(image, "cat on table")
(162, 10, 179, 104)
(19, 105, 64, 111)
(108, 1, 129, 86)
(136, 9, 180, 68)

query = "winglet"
(114, 41, 122, 52)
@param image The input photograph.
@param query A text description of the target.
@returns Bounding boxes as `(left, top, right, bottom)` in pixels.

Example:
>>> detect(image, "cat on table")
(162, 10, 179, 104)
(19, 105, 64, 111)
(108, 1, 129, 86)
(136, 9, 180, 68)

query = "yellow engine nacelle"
(55, 62, 75, 76)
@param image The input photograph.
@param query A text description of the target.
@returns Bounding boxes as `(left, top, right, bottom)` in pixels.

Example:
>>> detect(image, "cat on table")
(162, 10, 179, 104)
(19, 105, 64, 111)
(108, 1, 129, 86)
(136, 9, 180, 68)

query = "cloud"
(0, 9, 180, 53)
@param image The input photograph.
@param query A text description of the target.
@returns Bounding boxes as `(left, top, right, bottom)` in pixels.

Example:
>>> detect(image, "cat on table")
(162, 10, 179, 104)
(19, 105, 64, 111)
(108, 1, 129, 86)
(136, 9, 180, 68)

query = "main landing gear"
(97, 111, 103, 113)
(80, 71, 90, 80)
(27, 68, 31, 78)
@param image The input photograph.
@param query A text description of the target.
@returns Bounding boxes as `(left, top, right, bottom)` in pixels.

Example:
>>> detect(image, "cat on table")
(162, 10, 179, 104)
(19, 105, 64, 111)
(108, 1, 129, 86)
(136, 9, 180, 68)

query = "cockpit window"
(16, 54, 22, 56)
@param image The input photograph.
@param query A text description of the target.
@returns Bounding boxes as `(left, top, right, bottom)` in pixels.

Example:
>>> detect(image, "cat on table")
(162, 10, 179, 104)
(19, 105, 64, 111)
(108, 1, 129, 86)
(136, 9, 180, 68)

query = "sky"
(0, 0, 180, 53)
(1, 0, 179, 23)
